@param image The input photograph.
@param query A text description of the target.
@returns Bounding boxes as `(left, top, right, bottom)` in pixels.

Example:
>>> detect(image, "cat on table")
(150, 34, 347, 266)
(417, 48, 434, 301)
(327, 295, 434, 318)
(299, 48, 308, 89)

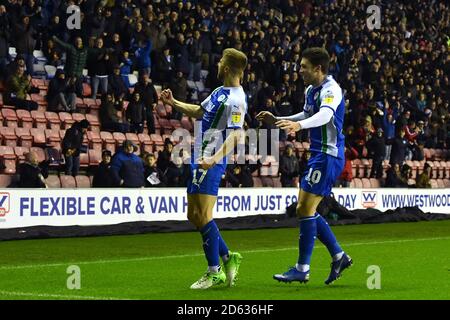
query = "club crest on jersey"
(218, 94, 226, 102)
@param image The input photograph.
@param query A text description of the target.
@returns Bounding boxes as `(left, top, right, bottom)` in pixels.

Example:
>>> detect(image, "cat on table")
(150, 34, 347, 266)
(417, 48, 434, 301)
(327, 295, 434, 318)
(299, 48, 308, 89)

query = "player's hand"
(275, 120, 302, 133)
(198, 156, 216, 170)
(160, 89, 174, 106)
(256, 111, 277, 125)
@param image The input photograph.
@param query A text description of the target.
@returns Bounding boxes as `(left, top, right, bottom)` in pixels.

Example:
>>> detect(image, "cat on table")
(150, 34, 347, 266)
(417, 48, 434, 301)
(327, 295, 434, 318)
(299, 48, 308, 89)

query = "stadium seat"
(407, 178, 416, 186)
(30, 147, 46, 163)
(156, 103, 167, 118)
(72, 113, 86, 123)
(87, 131, 102, 152)
(75, 97, 88, 113)
(435, 149, 443, 160)
(423, 148, 431, 160)
(440, 161, 447, 178)
(362, 178, 371, 189)
(30, 128, 46, 145)
(45, 112, 61, 130)
(353, 178, 363, 188)
(125, 133, 140, 145)
(46, 175, 61, 188)
(138, 133, 153, 153)
(432, 161, 441, 179)
(30, 110, 47, 129)
(445, 162, 450, 178)
(369, 178, 381, 188)
(1, 108, 18, 128)
(86, 114, 100, 132)
(261, 176, 274, 187)
(253, 177, 263, 187)
(15, 127, 33, 148)
(59, 112, 75, 129)
(79, 152, 90, 168)
(181, 116, 193, 132)
(436, 179, 445, 188)
(0, 126, 17, 147)
(349, 180, 356, 188)
(444, 179, 450, 188)
(45, 129, 61, 146)
(113, 132, 126, 147)
(60, 175, 77, 188)
(16, 110, 33, 128)
(0, 174, 12, 188)
(14, 146, 30, 161)
(362, 159, 371, 178)
(170, 119, 182, 130)
(88, 149, 101, 166)
(430, 179, 438, 188)
(0, 146, 16, 174)
(272, 177, 282, 188)
(100, 131, 116, 153)
(75, 175, 91, 188)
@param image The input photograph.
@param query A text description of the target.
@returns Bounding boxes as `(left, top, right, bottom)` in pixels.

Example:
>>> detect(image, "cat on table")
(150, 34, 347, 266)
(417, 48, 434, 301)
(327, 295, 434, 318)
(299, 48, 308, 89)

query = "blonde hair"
(222, 48, 248, 78)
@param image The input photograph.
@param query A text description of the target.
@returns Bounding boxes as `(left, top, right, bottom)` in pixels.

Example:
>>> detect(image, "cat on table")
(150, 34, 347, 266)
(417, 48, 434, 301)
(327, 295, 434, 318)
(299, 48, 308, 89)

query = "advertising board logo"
(362, 191, 377, 208)
(0, 192, 10, 217)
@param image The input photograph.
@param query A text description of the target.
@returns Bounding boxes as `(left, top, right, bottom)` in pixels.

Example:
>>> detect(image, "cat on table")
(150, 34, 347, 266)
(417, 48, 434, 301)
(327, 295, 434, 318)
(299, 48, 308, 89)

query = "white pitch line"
(0, 236, 449, 271)
(0, 290, 129, 300)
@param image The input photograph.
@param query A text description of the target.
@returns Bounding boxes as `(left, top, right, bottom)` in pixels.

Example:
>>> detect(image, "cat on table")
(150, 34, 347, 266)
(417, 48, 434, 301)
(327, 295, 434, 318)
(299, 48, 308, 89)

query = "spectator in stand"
(143, 153, 167, 188)
(110, 140, 145, 188)
(92, 150, 115, 188)
(47, 69, 77, 112)
(157, 139, 173, 174)
(0, 5, 11, 82)
(135, 39, 152, 75)
(401, 164, 414, 187)
(4, 64, 38, 111)
(385, 163, 408, 188)
(108, 64, 129, 101)
(52, 35, 89, 95)
(404, 120, 420, 160)
(383, 112, 396, 160)
(100, 92, 129, 133)
(134, 72, 158, 134)
(166, 156, 190, 187)
(154, 46, 174, 86)
(119, 51, 132, 88)
(367, 128, 386, 179)
(226, 164, 254, 188)
(14, 15, 37, 75)
(416, 162, 432, 189)
(16, 151, 48, 188)
(298, 151, 311, 182)
(279, 144, 299, 187)
(62, 120, 90, 177)
(187, 29, 203, 82)
(169, 71, 188, 120)
(390, 128, 408, 166)
(335, 144, 358, 188)
(88, 37, 113, 99)
(126, 91, 145, 134)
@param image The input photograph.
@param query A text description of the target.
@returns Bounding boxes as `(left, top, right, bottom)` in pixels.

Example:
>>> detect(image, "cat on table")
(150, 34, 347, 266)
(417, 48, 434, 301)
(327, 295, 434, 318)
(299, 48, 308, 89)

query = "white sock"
(208, 266, 221, 273)
(295, 263, 310, 272)
(333, 252, 344, 262)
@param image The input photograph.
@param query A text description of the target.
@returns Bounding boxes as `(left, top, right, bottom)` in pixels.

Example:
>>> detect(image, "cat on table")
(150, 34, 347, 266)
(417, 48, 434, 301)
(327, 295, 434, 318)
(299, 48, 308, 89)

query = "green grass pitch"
(0, 220, 449, 300)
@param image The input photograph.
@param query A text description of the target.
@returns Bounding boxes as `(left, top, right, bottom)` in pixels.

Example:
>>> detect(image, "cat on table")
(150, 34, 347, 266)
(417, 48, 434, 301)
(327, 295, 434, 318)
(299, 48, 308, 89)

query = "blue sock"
(200, 220, 220, 268)
(315, 213, 343, 257)
(298, 216, 317, 266)
(218, 233, 229, 258)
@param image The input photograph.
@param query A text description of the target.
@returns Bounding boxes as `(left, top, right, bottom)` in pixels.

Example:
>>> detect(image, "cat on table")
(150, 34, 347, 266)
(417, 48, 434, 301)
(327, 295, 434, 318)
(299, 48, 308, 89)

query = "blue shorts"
(300, 152, 345, 196)
(187, 163, 226, 196)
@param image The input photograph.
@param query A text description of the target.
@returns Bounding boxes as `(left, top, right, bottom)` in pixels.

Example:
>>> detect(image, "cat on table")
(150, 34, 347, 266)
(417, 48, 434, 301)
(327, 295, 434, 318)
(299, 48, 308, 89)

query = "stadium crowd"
(0, 0, 449, 188)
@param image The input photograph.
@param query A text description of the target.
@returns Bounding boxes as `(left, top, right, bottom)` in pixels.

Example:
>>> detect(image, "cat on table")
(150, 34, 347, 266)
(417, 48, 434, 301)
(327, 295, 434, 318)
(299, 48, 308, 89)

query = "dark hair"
(302, 47, 330, 74)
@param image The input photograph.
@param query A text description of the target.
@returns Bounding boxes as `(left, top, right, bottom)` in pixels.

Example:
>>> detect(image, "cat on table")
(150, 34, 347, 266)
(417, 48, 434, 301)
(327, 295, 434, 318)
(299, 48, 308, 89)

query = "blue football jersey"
(303, 75, 345, 160)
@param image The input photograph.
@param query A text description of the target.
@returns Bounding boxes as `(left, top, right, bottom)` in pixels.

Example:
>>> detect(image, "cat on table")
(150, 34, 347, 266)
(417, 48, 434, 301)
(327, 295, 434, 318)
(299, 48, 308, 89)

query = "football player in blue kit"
(257, 47, 353, 285)
(160, 48, 248, 289)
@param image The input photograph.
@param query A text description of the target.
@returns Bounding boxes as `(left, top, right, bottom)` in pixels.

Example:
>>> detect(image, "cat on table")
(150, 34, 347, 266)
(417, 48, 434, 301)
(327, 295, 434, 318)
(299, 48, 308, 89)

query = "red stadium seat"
(14, 146, 30, 161)
(423, 148, 431, 160)
(1, 108, 18, 128)
(0, 174, 12, 188)
(87, 131, 102, 152)
(30, 147, 46, 163)
(16, 110, 33, 128)
(0, 146, 16, 174)
(353, 178, 363, 188)
(113, 132, 126, 147)
(88, 149, 101, 166)
(156, 103, 167, 117)
(138, 133, 153, 153)
(349, 180, 356, 188)
(432, 161, 441, 179)
(170, 119, 182, 129)
(45, 129, 61, 147)
(15, 127, 33, 148)
(181, 117, 193, 132)
(45, 175, 61, 188)
(59, 112, 75, 129)
(45, 111, 61, 130)
(30, 110, 47, 129)
(436, 179, 445, 188)
(100, 131, 116, 153)
(125, 133, 140, 145)
(261, 176, 274, 187)
(430, 179, 438, 188)
(79, 152, 90, 168)
(0, 126, 17, 147)
(75, 97, 88, 113)
(272, 177, 282, 188)
(30, 128, 46, 145)
(444, 179, 450, 188)
(75, 175, 91, 188)
(253, 177, 263, 187)
(72, 113, 86, 123)
(60, 175, 77, 188)
(369, 178, 381, 188)
(362, 178, 371, 189)
(86, 114, 100, 132)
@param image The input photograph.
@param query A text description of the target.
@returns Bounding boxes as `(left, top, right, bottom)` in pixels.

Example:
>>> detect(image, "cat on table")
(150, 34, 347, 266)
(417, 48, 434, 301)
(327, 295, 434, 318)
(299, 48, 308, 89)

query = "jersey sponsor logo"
(362, 191, 377, 208)
(231, 111, 242, 124)
(323, 91, 335, 104)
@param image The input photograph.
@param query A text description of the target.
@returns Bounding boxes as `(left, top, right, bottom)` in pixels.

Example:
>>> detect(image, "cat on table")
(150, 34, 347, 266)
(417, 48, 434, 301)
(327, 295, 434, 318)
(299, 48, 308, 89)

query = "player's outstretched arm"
(160, 89, 204, 119)
(199, 129, 244, 170)
(276, 107, 334, 133)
